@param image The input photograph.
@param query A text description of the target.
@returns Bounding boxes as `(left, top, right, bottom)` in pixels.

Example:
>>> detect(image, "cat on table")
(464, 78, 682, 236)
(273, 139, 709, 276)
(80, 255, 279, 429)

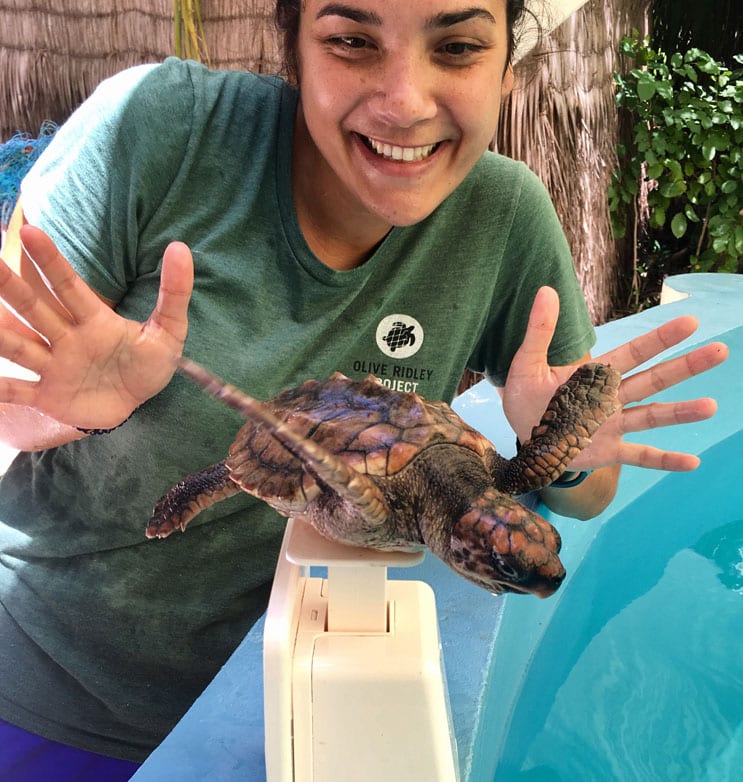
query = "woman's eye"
(439, 41, 485, 58)
(329, 35, 368, 50)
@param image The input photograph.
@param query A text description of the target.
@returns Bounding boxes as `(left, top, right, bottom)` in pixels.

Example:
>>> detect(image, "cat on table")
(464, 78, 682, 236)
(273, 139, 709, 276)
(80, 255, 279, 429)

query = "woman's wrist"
(550, 469, 592, 488)
(75, 409, 137, 436)
(539, 465, 621, 521)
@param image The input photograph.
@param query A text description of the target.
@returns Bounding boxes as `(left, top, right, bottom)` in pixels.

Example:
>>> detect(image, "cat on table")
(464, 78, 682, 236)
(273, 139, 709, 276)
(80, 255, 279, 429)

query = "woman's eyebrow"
(426, 8, 497, 28)
(316, 3, 383, 25)
(315, 5, 496, 28)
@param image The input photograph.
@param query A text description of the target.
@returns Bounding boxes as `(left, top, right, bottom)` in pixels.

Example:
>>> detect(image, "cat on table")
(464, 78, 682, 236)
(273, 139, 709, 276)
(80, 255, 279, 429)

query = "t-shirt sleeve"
(467, 162, 595, 386)
(20, 59, 196, 301)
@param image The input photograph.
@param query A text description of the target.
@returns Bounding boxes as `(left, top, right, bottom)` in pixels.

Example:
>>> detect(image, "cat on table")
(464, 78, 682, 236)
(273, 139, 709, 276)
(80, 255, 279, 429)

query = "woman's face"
(294, 0, 512, 230)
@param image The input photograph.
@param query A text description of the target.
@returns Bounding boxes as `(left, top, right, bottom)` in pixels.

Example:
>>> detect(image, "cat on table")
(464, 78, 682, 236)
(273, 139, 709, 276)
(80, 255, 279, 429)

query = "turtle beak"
(488, 578, 563, 599)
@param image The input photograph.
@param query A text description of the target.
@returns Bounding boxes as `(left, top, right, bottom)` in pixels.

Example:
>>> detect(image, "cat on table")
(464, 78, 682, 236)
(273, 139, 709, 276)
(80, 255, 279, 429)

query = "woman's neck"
(290, 105, 392, 271)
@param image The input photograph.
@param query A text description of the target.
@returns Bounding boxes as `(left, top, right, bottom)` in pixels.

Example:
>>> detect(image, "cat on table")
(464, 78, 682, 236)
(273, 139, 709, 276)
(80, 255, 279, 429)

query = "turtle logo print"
(376, 314, 424, 359)
(384, 322, 415, 352)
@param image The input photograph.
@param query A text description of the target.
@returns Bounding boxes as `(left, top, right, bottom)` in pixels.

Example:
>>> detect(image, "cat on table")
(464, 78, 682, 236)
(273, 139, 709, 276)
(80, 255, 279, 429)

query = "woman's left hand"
(502, 286, 729, 473)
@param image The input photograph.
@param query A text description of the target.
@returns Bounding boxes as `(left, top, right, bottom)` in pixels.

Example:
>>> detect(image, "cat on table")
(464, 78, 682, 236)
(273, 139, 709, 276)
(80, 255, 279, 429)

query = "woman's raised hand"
(502, 286, 729, 473)
(0, 225, 193, 430)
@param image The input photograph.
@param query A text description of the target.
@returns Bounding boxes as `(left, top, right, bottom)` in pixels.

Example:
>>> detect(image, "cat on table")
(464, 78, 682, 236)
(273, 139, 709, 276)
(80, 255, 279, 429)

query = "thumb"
(151, 241, 194, 343)
(513, 286, 560, 367)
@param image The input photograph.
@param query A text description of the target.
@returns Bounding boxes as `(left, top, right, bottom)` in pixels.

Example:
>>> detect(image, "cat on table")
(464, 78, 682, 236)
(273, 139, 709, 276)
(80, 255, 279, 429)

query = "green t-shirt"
(1, 58, 594, 759)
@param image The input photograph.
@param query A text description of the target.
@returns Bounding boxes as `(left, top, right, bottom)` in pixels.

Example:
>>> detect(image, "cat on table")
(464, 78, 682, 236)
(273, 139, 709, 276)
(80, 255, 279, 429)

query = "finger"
(617, 442, 701, 472)
(618, 341, 729, 405)
(0, 299, 49, 343)
(597, 315, 700, 374)
(0, 257, 69, 344)
(19, 225, 102, 325)
(148, 242, 194, 343)
(514, 286, 560, 364)
(0, 328, 51, 377)
(619, 397, 718, 434)
(0, 375, 41, 408)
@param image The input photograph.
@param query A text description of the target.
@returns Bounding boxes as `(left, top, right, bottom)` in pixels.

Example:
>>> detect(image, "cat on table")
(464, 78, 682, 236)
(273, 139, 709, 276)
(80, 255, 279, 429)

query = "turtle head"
(448, 488, 565, 598)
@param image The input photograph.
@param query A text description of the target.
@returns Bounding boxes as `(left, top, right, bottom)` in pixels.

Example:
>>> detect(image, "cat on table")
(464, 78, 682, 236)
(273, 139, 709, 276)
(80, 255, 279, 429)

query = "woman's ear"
(502, 64, 514, 97)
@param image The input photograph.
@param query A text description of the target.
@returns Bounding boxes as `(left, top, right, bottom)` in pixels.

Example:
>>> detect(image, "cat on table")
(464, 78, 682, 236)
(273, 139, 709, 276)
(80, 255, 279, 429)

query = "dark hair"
(275, 1, 530, 83)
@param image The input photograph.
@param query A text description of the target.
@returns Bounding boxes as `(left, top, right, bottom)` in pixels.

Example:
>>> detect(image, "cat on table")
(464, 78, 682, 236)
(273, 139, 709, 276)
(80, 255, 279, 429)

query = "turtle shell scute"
(224, 373, 495, 504)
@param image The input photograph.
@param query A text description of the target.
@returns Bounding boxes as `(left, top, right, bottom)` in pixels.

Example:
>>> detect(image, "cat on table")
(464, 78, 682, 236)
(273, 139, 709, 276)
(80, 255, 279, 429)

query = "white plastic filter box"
(263, 517, 459, 782)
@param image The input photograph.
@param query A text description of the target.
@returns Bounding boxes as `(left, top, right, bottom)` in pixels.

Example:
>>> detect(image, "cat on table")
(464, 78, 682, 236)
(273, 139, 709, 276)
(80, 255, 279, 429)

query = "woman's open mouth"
(359, 134, 441, 163)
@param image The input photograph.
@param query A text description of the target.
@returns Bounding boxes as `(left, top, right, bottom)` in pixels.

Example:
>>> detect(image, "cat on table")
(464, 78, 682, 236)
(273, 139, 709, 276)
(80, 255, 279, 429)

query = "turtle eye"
(489, 549, 522, 581)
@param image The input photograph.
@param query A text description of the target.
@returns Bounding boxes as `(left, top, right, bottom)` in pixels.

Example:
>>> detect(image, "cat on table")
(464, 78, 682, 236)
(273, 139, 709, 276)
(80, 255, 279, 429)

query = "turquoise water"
(493, 430, 743, 781)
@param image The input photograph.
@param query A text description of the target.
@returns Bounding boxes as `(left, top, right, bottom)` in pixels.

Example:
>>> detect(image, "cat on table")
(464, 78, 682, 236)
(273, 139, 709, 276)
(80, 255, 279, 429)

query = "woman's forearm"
(538, 464, 621, 521)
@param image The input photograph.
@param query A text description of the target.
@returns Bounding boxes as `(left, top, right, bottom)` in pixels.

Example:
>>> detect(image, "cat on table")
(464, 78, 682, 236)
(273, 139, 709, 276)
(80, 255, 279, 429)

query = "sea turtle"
(147, 358, 620, 597)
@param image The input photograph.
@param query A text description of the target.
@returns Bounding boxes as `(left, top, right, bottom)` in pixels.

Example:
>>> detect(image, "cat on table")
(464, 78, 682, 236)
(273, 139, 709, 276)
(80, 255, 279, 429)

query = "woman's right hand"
(0, 225, 194, 430)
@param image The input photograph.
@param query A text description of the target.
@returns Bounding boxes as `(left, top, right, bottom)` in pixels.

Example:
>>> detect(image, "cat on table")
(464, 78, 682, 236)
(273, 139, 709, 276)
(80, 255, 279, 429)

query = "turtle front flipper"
(146, 460, 240, 539)
(494, 362, 621, 495)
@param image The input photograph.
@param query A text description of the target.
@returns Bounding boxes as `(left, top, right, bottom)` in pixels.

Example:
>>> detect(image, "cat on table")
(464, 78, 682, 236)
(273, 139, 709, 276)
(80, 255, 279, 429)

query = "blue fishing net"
(0, 120, 58, 231)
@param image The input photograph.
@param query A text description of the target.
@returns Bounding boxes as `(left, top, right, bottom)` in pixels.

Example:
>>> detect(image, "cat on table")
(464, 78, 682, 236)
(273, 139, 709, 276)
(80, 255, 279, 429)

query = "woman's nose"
(367, 54, 438, 128)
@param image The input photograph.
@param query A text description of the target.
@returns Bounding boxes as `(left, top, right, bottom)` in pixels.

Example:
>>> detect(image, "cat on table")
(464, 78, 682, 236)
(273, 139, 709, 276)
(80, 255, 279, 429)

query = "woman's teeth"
(365, 136, 437, 162)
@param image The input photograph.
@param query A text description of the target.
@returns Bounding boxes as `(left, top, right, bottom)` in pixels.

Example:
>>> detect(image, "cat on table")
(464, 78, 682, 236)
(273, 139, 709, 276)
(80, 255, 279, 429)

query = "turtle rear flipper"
(147, 460, 239, 539)
(494, 362, 621, 495)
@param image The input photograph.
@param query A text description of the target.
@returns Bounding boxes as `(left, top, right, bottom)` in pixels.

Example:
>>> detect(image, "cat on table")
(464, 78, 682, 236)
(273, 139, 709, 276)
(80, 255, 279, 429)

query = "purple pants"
(0, 718, 141, 781)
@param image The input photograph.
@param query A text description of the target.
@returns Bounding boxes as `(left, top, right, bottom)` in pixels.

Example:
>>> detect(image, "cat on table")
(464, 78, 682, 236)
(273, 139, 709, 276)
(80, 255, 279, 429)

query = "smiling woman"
(0, 0, 727, 777)
(289, 0, 514, 268)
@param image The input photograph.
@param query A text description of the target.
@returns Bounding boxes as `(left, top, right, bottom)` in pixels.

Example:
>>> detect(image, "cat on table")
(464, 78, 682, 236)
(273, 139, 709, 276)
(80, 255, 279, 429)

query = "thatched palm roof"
(0, 0, 282, 141)
(499, 0, 650, 323)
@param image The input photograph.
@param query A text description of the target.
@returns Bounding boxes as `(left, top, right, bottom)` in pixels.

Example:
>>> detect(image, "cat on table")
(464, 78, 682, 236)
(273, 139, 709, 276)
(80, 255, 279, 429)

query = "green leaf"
(702, 144, 717, 161)
(650, 207, 667, 228)
(646, 163, 664, 180)
(656, 82, 674, 101)
(685, 48, 704, 63)
(708, 218, 728, 237)
(721, 180, 738, 194)
(665, 159, 683, 180)
(735, 227, 743, 255)
(637, 77, 657, 101)
(660, 180, 687, 198)
(685, 204, 701, 222)
(709, 132, 730, 151)
(671, 212, 688, 239)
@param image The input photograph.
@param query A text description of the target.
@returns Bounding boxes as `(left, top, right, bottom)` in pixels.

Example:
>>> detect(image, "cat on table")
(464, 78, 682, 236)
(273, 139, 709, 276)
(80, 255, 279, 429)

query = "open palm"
(0, 226, 193, 429)
(503, 287, 727, 473)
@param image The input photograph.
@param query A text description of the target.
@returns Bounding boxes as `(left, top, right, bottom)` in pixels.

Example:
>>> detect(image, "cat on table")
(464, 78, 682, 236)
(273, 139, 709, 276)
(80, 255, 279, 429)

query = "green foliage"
(609, 33, 743, 283)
